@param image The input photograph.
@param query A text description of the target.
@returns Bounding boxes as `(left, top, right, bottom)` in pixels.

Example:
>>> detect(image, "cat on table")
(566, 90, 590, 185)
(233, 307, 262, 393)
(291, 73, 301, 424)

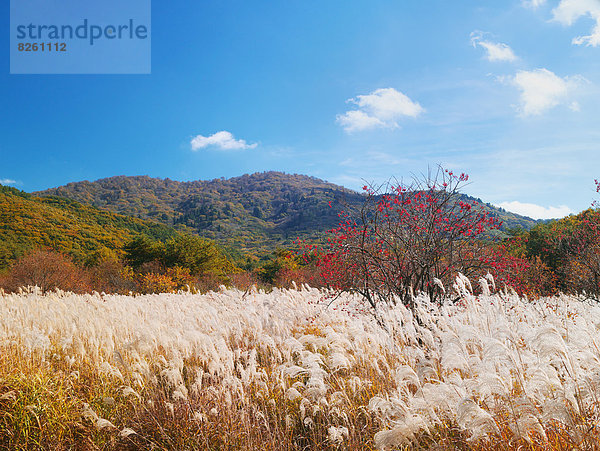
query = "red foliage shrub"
(193, 272, 223, 293)
(303, 168, 503, 308)
(273, 267, 317, 289)
(481, 242, 556, 297)
(0, 249, 90, 293)
(563, 209, 600, 295)
(138, 272, 178, 294)
(227, 271, 259, 291)
(88, 258, 136, 294)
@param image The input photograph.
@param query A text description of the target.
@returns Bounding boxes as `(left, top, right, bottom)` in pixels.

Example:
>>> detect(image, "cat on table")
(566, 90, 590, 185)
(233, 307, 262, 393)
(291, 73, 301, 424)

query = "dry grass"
(1, 284, 600, 449)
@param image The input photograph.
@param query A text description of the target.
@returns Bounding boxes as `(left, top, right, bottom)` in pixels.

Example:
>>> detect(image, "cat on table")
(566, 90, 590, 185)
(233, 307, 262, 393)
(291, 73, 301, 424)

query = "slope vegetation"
(37, 172, 538, 253)
(0, 185, 176, 269)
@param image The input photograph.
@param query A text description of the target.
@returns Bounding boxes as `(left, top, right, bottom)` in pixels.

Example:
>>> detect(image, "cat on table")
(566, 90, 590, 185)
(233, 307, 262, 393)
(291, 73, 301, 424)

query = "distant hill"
(0, 184, 177, 269)
(36, 172, 361, 254)
(36, 172, 539, 254)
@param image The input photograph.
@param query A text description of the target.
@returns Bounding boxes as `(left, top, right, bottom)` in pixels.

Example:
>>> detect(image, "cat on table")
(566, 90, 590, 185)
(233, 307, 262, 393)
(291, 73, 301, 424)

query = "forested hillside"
(0, 185, 177, 269)
(37, 172, 539, 253)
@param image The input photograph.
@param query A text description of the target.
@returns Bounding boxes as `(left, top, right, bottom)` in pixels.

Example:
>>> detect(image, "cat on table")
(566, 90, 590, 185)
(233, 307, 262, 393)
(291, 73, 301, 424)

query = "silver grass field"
(1, 281, 599, 449)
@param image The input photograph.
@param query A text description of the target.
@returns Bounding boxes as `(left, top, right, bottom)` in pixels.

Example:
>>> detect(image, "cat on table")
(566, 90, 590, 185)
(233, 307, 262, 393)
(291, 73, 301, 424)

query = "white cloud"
(336, 88, 424, 132)
(0, 179, 17, 185)
(336, 110, 385, 132)
(510, 68, 582, 116)
(552, 0, 600, 46)
(497, 201, 573, 219)
(190, 131, 257, 151)
(470, 32, 517, 62)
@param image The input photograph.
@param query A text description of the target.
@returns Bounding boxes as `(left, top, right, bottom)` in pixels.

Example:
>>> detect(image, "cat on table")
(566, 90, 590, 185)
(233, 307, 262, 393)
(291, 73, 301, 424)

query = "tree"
(163, 234, 231, 276)
(563, 209, 600, 296)
(517, 180, 600, 297)
(313, 167, 501, 308)
(124, 235, 161, 268)
(256, 248, 299, 285)
(1, 250, 89, 293)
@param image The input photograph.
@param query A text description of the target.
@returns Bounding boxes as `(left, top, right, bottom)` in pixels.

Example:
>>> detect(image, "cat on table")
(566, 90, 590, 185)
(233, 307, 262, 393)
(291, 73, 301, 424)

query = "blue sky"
(2, 0, 600, 219)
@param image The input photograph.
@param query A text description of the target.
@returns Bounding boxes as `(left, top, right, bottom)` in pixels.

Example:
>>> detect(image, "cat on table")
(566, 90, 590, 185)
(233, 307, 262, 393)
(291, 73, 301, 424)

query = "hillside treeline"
(2, 206, 599, 299)
(35, 172, 538, 254)
(0, 184, 175, 269)
(502, 207, 600, 297)
(0, 183, 309, 294)
(2, 176, 599, 298)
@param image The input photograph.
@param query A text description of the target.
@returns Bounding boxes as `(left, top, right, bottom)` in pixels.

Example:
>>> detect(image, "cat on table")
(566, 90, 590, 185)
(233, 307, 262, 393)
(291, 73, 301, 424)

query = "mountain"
(36, 172, 539, 254)
(36, 172, 361, 253)
(0, 184, 177, 269)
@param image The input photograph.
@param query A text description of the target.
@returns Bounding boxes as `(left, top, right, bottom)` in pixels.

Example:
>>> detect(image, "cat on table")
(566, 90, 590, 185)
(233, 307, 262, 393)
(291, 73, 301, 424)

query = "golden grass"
(1, 286, 600, 449)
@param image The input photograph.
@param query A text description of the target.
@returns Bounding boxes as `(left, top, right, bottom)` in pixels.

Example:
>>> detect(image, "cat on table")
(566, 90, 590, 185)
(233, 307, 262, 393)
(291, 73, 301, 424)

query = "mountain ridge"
(35, 172, 540, 254)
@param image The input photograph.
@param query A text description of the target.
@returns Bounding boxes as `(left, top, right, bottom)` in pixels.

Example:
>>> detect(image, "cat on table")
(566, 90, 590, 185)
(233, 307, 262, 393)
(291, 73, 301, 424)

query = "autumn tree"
(313, 167, 501, 308)
(163, 234, 231, 276)
(561, 181, 600, 296)
(124, 235, 161, 268)
(124, 233, 235, 279)
(1, 249, 90, 293)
